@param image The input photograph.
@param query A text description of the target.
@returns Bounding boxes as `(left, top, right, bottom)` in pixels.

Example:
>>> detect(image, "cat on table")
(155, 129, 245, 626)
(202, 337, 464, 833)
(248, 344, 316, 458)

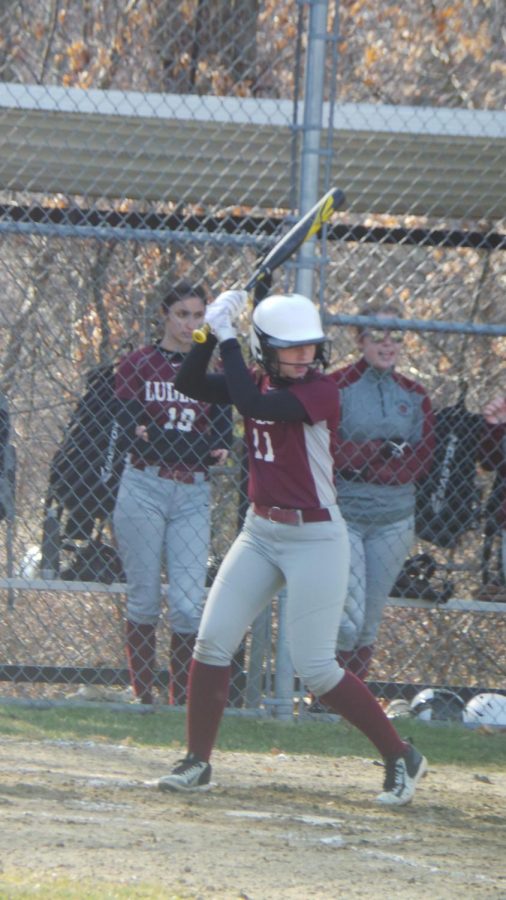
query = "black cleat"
(158, 753, 212, 792)
(376, 741, 427, 806)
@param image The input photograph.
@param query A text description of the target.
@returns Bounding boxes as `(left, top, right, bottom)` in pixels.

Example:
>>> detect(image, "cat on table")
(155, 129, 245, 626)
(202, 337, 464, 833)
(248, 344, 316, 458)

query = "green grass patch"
(1, 703, 505, 767)
(0, 871, 186, 899)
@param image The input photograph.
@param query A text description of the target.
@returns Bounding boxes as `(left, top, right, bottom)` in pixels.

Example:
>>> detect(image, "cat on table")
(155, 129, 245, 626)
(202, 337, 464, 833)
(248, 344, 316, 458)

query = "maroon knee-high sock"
(305, 650, 356, 708)
(169, 632, 196, 706)
(338, 646, 375, 681)
(352, 645, 375, 681)
(125, 620, 156, 704)
(320, 670, 407, 758)
(337, 649, 356, 670)
(187, 659, 230, 762)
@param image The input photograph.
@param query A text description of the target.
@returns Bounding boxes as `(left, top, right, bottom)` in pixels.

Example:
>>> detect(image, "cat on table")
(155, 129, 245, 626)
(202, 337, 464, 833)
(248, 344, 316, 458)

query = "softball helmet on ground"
(463, 692, 506, 727)
(409, 688, 465, 722)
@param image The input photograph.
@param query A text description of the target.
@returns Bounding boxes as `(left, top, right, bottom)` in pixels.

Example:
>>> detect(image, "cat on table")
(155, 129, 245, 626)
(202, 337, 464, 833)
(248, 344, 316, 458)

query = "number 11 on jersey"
(252, 427, 275, 462)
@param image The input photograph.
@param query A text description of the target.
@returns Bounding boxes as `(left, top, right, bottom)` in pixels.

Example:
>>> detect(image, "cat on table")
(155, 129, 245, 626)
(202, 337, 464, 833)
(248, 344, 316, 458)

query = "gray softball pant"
(337, 514, 414, 651)
(194, 505, 350, 698)
(113, 463, 210, 632)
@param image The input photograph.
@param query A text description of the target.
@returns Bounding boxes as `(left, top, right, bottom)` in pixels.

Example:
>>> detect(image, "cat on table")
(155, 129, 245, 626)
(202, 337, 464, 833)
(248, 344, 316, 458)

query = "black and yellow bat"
(192, 186, 346, 343)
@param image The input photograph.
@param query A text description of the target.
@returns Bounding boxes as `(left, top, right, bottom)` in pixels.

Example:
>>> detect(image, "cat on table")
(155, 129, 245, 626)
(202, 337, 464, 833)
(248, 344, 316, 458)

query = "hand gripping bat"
(192, 186, 346, 343)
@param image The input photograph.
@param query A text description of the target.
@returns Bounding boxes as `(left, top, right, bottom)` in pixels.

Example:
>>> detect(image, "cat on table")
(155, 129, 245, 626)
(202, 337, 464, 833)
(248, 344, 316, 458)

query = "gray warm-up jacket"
(330, 358, 435, 525)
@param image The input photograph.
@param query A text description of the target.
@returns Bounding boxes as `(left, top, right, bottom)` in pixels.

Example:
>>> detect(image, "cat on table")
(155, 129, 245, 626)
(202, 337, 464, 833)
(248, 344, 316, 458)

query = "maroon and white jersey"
(115, 345, 215, 470)
(244, 372, 339, 509)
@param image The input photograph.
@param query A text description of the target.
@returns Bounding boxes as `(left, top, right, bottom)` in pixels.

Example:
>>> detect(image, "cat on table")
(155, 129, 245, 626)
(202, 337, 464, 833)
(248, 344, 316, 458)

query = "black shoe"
(376, 740, 427, 806)
(158, 753, 212, 792)
(307, 698, 332, 714)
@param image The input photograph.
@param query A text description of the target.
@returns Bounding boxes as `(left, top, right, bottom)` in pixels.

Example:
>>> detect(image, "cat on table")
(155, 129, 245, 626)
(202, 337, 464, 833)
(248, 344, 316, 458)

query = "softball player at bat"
(157, 289, 427, 805)
(113, 280, 231, 706)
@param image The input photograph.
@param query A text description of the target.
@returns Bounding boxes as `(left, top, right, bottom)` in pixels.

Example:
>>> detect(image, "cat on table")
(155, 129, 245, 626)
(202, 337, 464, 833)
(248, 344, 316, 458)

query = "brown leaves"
(66, 40, 90, 74)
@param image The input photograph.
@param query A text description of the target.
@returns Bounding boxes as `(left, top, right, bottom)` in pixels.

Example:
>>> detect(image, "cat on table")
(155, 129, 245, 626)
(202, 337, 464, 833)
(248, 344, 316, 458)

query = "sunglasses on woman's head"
(362, 329, 404, 344)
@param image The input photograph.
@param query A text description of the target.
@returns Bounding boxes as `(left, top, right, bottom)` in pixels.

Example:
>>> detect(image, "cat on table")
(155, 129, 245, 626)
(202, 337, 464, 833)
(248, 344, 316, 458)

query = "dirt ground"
(0, 737, 505, 900)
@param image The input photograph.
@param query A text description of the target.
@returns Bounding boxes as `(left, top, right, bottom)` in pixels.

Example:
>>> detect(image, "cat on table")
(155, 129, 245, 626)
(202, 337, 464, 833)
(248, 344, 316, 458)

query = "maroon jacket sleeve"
(333, 438, 384, 471)
(331, 364, 435, 485)
(365, 389, 435, 485)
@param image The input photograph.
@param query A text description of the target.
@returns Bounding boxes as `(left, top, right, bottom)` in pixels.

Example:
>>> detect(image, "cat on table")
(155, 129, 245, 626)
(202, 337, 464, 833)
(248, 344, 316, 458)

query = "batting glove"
(211, 289, 248, 319)
(204, 304, 237, 343)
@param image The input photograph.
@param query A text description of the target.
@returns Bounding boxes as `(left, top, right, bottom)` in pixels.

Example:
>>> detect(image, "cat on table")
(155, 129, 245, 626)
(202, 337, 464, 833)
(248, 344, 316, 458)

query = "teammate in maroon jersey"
(113, 280, 231, 706)
(157, 289, 427, 805)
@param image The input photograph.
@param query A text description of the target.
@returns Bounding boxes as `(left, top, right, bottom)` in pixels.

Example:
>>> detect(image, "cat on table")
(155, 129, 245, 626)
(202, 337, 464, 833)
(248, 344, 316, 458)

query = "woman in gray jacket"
(330, 301, 434, 681)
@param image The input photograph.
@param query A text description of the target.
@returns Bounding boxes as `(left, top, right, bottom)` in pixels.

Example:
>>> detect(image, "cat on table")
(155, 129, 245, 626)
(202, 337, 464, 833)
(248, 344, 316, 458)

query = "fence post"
(5, 443, 16, 610)
(295, 0, 329, 299)
(273, 588, 295, 720)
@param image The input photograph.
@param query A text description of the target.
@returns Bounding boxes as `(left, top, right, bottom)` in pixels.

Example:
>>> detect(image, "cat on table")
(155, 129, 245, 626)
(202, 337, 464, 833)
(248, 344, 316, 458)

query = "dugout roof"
(0, 83, 504, 220)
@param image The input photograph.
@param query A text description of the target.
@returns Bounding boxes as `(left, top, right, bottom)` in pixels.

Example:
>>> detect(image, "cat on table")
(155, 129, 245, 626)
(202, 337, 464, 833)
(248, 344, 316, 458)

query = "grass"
(0, 702, 504, 899)
(0, 874, 182, 900)
(0, 702, 505, 767)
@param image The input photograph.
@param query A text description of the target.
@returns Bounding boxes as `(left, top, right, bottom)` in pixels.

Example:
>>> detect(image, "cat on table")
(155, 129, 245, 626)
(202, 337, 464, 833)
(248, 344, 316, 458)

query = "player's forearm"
(220, 340, 306, 421)
(335, 439, 384, 471)
(174, 338, 230, 403)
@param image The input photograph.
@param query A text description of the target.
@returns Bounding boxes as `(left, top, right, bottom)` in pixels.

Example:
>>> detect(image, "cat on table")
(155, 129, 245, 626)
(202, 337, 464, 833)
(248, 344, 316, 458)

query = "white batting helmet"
(250, 293, 329, 379)
(409, 688, 465, 722)
(463, 693, 506, 727)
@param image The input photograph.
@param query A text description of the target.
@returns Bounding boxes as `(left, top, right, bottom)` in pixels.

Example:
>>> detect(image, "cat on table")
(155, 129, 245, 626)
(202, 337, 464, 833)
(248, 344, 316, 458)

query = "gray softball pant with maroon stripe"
(194, 505, 350, 697)
(113, 463, 210, 633)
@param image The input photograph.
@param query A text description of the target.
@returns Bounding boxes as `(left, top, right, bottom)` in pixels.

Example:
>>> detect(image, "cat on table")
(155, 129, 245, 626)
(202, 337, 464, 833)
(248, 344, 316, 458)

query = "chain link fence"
(0, 0, 505, 726)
